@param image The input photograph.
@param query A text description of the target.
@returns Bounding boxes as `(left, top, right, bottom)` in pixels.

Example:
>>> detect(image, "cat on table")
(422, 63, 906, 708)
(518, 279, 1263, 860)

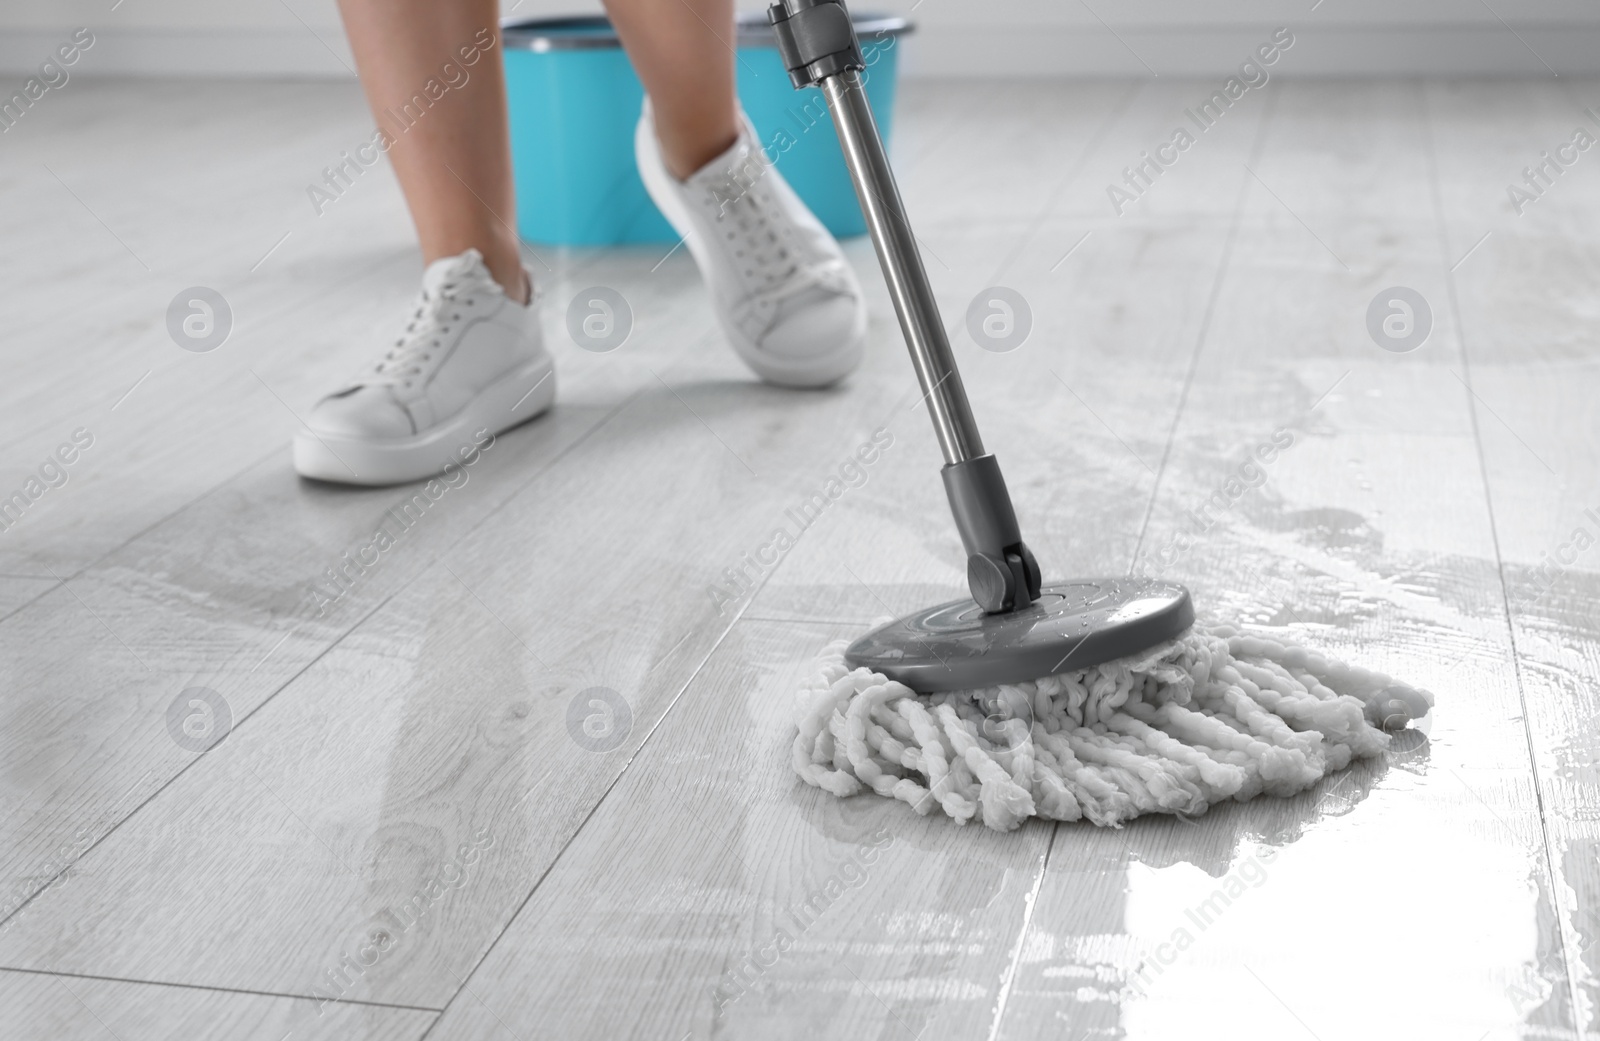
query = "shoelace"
(368, 278, 478, 388)
(709, 163, 808, 299)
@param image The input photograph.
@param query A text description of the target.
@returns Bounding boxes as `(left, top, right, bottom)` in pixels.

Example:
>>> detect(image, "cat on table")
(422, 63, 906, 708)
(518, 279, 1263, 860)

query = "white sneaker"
(636, 103, 866, 388)
(293, 249, 555, 486)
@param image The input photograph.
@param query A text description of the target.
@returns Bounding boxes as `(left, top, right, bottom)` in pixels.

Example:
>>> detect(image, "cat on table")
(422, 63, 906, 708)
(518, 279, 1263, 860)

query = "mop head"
(791, 623, 1433, 830)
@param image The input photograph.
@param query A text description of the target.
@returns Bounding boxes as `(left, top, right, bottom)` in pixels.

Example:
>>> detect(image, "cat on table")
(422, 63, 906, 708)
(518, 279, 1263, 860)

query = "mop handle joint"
(943, 455, 1044, 613)
(767, 0, 865, 89)
(774, 0, 1042, 613)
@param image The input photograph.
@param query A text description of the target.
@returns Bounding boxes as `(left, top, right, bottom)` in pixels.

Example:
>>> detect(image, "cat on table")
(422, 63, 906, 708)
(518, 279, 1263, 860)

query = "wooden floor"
(2, 75, 1597, 1040)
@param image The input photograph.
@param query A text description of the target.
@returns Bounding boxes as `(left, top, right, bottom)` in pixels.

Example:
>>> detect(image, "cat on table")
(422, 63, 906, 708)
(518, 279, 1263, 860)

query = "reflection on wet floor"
(6, 76, 1599, 1041)
(1003, 719, 1583, 1039)
(1014, 337, 1591, 1036)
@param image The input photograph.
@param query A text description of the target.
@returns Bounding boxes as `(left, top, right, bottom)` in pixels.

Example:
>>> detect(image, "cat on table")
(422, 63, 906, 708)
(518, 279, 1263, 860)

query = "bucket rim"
(500, 11, 912, 52)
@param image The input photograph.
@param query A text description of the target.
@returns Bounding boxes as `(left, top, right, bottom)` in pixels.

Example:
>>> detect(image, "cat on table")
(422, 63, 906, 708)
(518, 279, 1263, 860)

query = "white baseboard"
(1, 23, 1598, 79)
(898, 23, 1600, 78)
(0, 29, 356, 79)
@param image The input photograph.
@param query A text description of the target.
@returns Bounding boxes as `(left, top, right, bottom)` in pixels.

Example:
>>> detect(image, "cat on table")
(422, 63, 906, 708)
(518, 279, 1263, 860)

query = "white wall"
(3, 0, 1600, 77)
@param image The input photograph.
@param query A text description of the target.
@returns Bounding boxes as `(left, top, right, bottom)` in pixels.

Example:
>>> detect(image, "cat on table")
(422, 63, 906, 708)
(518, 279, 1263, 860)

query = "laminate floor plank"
(0, 78, 717, 578)
(0, 254, 933, 1008)
(423, 617, 1047, 1041)
(1430, 76, 1600, 1039)
(408, 80, 1276, 1041)
(0, 77, 453, 575)
(754, 84, 1274, 627)
(0, 967, 436, 1041)
(0, 73, 753, 944)
(0, 75, 1591, 1041)
(0, 257, 724, 949)
(994, 79, 1577, 1041)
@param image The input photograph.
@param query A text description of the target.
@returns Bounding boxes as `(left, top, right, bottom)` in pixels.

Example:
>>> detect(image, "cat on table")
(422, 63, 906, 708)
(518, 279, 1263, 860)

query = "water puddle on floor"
(1115, 809, 1553, 1039)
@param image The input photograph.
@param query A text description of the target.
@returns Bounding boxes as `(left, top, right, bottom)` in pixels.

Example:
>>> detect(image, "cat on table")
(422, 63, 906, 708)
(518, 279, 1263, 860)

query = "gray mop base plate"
(843, 578, 1195, 694)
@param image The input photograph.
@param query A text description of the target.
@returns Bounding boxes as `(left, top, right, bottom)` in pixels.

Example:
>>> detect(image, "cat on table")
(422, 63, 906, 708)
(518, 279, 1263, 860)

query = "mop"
(767, 0, 1433, 829)
(792, 624, 1432, 831)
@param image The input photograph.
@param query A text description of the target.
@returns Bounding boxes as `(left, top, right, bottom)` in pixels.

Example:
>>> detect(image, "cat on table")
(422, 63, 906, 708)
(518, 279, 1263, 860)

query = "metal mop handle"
(822, 72, 980, 465)
(768, 0, 1042, 613)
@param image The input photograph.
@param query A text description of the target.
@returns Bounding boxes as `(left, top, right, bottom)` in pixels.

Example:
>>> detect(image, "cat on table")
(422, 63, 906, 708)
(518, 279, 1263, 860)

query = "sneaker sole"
(635, 115, 865, 389)
(292, 355, 556, 486)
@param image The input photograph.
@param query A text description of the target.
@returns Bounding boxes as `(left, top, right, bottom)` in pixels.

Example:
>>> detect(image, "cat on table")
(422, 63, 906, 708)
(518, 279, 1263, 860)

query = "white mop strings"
(791, 625, 1433, 830)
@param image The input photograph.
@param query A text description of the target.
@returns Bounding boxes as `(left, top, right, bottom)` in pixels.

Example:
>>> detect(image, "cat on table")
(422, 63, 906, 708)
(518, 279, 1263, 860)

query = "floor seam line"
(0, 246, 672, 631)
(0, 247, 420, 579)
(413, 605, 752, 1039)
(987, 79, 1145, 286)
(0, 441, 285, 628)
(413, 436, 851, 1035)
(0, 375, 658, 936)
(985, 822, 1057, 1041)
(0, 963, 444, 1011)
(1128, 83, 1281, 570)
(0, 583, 406, 936)
(1421, 78, 1582, 1040)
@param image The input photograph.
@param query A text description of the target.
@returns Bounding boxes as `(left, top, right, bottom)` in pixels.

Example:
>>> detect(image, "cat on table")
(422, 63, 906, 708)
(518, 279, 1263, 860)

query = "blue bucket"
(501, 12, 912, 247)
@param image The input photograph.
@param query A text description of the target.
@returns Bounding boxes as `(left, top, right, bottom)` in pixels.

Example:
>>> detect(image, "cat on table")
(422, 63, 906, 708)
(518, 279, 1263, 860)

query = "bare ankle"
(658, 121, 739, 181)
(480, 249, 530, 305)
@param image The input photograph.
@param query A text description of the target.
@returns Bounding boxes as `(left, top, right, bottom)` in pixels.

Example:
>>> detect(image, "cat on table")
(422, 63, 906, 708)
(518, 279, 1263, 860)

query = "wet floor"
(1, 76, 1597, 1040)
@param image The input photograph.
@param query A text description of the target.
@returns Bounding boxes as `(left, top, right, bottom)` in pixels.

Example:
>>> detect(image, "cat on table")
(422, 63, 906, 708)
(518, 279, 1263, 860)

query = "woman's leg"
(296, 0, 555, 485)
(617, 0, 866, 389)
(335, 0, 527, 301)
(603, 0, 739, 180)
